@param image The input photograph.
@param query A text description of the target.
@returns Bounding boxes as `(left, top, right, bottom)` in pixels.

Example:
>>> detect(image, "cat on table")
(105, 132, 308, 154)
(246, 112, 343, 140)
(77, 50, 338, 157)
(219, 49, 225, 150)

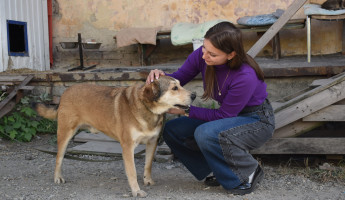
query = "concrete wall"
(28, 68, 330, 110)
(51, 0, 343, 69)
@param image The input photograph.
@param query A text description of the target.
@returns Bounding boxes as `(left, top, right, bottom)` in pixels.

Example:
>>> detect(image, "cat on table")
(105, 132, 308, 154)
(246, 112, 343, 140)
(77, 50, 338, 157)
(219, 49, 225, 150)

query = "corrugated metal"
(0, 0, 49, 72)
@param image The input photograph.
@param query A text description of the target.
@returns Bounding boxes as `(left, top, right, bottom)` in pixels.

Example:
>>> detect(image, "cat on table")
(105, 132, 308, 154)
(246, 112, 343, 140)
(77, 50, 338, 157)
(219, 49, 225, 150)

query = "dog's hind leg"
(143, 137, 158, 186)
(54, 117, 79, 184)
(121, 142, 147, 197)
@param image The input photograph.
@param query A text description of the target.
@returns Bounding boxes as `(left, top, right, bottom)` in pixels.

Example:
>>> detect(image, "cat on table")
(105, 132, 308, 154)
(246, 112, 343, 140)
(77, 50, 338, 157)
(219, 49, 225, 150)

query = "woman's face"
(202, 39, 235, 66)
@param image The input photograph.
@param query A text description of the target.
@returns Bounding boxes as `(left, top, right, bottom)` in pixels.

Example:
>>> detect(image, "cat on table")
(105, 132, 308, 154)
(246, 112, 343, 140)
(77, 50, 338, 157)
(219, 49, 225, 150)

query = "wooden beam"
(274, 72, 345, 129)
(0, 75, 27, 82)
(343, 19, 345, 55)
(303, 105, 345, 121)
(247, 0, 307, 58)
(0, 75, 33, 111)
(0, 100, 16, 118)
(275, 81, 345, 129)
(251, 138, 345, 154)
(273, 120, 323, 138)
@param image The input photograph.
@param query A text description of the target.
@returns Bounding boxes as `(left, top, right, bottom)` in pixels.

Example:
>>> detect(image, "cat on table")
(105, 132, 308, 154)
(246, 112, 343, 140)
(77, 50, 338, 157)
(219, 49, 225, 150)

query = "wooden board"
(251, 138, 345, 154)
(311, 14, 345, 20)
(247, 0, 307, 58)
(0, 75, 27, 82)
(0, 99, 16, 118)
(274, 72, 345, 129)
(273, 120, 324, 138)
(0, 75, 33, 111)
(303, 105, 345, 121)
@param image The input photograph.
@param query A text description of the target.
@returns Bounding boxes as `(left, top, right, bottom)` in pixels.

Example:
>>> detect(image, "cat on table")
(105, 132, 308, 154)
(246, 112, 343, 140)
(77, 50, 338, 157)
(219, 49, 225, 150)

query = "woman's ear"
(227, 51, 237, 60)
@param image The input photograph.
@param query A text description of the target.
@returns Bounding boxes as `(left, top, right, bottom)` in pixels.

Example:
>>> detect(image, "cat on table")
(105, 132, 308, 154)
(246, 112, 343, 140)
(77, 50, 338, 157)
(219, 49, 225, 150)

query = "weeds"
(261, 155, 345, 184)
(0, 94, 57, 142)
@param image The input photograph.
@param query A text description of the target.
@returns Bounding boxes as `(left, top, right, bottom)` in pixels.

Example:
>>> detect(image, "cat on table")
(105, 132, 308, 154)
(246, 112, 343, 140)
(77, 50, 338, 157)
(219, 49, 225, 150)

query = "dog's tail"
(32, 102, 57, 120)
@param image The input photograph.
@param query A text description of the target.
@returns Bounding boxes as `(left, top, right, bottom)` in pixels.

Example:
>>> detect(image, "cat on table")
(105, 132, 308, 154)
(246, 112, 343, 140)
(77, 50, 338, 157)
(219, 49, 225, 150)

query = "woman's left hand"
(167, 108, 186, 115)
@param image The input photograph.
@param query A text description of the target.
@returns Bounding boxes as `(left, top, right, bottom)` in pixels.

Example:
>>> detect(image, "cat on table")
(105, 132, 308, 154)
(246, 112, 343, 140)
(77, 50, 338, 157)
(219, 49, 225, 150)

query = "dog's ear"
(142, 81, 161, 102)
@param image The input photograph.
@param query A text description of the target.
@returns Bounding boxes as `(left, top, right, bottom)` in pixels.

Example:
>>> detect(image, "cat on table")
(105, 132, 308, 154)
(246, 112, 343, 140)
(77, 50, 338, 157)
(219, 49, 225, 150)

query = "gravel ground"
(0, 134, 344, 200)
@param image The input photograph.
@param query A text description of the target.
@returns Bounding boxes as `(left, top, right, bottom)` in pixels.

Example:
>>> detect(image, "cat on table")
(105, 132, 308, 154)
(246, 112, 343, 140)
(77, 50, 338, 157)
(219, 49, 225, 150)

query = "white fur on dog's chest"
(130, 126, 161, 144)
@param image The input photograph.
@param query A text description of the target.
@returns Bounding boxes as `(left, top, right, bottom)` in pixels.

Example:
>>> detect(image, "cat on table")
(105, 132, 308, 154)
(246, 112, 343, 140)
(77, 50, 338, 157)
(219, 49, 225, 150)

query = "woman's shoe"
(229, 165, 264, 195)
(204, 176, 220, 186)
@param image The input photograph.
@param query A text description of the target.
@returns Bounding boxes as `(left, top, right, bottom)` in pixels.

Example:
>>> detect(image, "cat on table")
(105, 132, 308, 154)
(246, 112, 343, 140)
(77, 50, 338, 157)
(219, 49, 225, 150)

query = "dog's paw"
(54, 176, 65, 184)
(132, 190, 147, 198)
(144, 177, 155, 186)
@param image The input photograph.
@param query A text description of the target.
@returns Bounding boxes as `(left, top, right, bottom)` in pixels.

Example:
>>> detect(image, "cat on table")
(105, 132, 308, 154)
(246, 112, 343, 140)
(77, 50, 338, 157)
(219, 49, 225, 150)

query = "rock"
(319, 162, 336, 171)
(155, 154, 174, 163)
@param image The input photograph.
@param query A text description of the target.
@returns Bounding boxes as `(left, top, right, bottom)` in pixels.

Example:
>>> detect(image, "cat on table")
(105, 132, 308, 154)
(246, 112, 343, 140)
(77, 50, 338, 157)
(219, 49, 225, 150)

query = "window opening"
(7, 20, 29, 56)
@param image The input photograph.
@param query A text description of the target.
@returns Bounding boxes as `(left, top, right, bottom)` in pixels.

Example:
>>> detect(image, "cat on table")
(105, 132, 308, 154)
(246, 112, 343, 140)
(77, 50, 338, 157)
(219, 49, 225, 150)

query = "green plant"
(0, 95, 57, 142)
(0, 91, 7, 101)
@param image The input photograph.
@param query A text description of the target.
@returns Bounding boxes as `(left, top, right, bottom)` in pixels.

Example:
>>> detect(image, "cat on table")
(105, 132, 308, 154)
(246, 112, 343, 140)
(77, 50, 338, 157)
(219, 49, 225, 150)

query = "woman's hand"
(167, 108, 186, 115)
(146, 69, 165, 84)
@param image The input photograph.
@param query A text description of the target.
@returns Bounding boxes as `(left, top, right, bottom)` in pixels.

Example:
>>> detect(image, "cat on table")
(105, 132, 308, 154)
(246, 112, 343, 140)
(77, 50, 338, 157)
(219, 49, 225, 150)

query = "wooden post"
(342, 19, 345, 55)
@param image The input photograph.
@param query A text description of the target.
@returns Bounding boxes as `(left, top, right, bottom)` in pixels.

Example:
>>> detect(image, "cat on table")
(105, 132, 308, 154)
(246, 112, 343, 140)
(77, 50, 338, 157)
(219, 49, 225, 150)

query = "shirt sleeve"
(166, 48, 203, 86)
(189, 71, 258, 121)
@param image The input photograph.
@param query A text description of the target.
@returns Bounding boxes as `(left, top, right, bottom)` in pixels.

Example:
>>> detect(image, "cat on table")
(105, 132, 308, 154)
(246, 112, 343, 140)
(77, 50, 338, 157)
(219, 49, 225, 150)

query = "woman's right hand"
(146, 69, 165, 84)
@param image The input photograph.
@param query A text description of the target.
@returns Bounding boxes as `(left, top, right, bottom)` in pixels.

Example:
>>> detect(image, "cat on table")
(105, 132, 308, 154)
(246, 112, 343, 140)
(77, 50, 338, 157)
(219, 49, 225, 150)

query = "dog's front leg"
(143, 136, 158, 186)
(121, 143, 147, 198)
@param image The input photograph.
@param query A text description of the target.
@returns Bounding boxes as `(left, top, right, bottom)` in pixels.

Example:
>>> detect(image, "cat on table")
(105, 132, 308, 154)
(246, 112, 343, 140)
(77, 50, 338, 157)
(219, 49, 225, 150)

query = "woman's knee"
(194, 125, 216, 148)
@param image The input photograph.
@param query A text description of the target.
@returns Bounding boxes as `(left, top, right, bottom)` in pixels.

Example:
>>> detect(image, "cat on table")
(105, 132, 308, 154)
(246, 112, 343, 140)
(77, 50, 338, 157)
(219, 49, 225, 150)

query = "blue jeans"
(163, 99, 275, 190)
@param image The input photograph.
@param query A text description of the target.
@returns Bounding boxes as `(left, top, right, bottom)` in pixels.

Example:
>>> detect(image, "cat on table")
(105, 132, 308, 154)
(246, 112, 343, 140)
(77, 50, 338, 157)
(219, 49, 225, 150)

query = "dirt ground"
(0, 134, 344, 200)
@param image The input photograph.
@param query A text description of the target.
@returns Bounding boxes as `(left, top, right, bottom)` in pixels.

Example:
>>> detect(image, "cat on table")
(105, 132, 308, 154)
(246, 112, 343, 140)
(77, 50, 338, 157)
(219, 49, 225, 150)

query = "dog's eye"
(172, 86, 178, 91)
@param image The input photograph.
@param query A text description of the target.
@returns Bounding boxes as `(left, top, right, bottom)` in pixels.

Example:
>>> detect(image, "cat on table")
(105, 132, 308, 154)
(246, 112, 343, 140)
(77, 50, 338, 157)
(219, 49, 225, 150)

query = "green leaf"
(24, 132, 33, 141)
(13, 122, 21, 129)
(9, 130, 17, 140)
(30, 121, 40, 128)
(20, 97, 30, 104)
(8, 116, 15, 122)
(21, 107, 36, 117)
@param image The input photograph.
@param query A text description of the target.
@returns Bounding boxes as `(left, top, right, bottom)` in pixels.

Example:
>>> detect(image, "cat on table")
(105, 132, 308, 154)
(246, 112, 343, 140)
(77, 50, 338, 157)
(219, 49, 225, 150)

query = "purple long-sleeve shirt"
(167, 47, 268, 122)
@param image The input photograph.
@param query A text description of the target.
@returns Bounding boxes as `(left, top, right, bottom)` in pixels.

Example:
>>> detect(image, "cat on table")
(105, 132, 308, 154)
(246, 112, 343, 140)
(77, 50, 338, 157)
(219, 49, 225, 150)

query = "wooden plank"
(68, 141, 146, 157)
(274, 72, 345, 128)
(273, 119, 323, 138)
(251, 138, 345, 154)
(303, 105, 345, 121)
(275, 79, 345, 129)
(309, 72, 345, 87)
(74, 131, 115, 142)
(311, 14, 345, 20)
(0, 75, 27, 82)
(247, 0, 307, 58)
(0, 82, 15, 86)
(0, 99, 16, 118)
(343, 19, 345, 55)
(309, 79, 334, 87)
(19, 86, 35, 90)
(0, 75, 33, 111)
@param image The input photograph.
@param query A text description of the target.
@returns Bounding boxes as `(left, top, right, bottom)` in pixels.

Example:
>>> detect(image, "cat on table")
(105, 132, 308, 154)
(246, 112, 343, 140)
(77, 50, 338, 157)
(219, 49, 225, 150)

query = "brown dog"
(34, 76, 195, 197)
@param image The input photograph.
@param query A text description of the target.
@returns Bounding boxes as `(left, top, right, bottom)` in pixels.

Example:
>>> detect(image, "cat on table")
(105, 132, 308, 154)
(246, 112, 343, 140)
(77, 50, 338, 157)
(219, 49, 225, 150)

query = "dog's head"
(141, 76, 196, 114)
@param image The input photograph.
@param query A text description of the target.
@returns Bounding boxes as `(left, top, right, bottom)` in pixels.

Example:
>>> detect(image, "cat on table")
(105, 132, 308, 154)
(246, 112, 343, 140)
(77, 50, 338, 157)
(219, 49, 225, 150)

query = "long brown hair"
(201, 21, 265, 100)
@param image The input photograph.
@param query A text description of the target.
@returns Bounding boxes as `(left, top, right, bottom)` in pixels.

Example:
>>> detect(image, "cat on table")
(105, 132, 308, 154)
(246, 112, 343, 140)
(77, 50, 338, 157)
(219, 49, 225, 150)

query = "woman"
(146, 21, 275, 195)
